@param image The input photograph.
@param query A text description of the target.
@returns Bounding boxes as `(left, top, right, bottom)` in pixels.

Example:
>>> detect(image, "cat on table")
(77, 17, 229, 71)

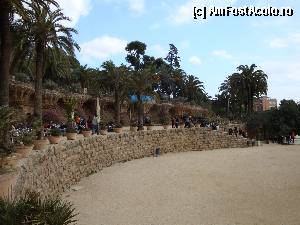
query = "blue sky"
(57, 0, 300, 102)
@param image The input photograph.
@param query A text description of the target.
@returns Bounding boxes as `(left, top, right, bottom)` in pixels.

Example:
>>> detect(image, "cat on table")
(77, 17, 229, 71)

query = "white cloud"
(270, 33, 300, 48)
(189, 56, 202, 66)
(100, 0, 145, 15)
(261, 58, 300, 101)
(80, 36, 127, 63)
(167, 0, 237, 26)
(211, 50, 233, 59)
(56, 0, 92, 26)
(167, 1, 194, 26)
(128, 0, 145, 14)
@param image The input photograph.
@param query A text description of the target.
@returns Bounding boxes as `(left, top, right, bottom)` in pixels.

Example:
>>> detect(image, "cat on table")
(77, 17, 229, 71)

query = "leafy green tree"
(218, 64, 268, 118)
(278, 100, 300, 135)
(23, 3, 79, 122)
(211, 94, 228, 117)
(238, 64, 268, 114)
(246, 100, 300, 140)
(164, 44, 181, 69)
(172, 69, 187, 98)
(219, 73, 246, 118)
(125, 41, 146, 71)
(183, 75, 208, 104)
(101, 60, 130, 123)
(125, 41, 155, 128)
(154, 59, 175, 99)
(158, 44, 181, 99)
(0, 0, 58, 106)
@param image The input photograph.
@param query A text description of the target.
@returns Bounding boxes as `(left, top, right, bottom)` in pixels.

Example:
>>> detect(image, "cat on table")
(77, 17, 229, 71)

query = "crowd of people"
(169, 115, 220, 130)
(228, 127, 247, 138)
(269, 132, 297, 144)
(10, 113, 250, 145)
(44, 114, 102, 135)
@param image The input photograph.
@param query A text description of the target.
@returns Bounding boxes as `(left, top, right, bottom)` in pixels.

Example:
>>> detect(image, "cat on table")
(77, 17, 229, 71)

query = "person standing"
(92, 115, 98, 134)
(171, 117, 175, 128)
(175, 117, 179, 128)
(291, 131, 295, 144)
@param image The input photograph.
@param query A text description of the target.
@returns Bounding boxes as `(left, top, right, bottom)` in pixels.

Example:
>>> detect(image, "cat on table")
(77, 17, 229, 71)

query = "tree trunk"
(114, 89, 121, 123)
(34, 41, 45, 122)
(247, 86, 252, 115)
(137, 94, 144, 130)
(250, 96, 254, 114)
(0, 1, 12, 107)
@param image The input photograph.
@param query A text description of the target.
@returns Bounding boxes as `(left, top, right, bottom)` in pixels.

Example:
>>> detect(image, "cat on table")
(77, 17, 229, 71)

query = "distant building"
(254, 96, 277, 112)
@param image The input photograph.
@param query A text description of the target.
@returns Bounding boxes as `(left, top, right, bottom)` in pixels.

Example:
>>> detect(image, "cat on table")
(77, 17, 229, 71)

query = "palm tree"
(125, 41, 156, 128)
(237, 64, 268, 114)
(221, 73, 246, 118)
(24, 3, 79, 121)
(102, 60, 130, 124)
(0, 0, 57, 106)
(128, 65, 156, 128)
(181, 75, 209, 106)
(219, 64, 268, 118)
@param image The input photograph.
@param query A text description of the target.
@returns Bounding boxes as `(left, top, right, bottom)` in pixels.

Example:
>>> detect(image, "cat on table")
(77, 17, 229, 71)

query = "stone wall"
(13, 128, 247, 197)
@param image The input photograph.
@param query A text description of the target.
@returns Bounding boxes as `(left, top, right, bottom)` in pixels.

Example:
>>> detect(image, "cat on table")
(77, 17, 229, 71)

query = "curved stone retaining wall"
(14, 128, 247, 197)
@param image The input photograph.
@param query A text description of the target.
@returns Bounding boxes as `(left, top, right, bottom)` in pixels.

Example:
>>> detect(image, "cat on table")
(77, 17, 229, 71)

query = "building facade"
(254, 96, 277, 112)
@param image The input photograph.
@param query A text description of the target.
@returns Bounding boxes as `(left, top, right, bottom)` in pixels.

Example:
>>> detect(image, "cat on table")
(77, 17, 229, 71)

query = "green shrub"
(50, 128, 61, 137)
(43, 79, 59, 90)
(65, 98, 77, 123)
(32, 119, 43, 140)
(0, 191, 78, 225)
(0, 107, 17, 155)
(160, 116, 169, 125)
(66, 127, 77, 133)
(13, 73, 31, 83)
(22, 132, 34, 146)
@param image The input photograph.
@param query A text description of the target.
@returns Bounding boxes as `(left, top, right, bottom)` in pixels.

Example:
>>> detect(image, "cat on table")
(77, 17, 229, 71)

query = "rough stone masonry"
(13, 128, 248, 197)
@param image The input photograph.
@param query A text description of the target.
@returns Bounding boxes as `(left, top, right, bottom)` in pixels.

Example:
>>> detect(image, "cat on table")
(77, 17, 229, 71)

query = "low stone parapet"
(13, 128, 248, 197)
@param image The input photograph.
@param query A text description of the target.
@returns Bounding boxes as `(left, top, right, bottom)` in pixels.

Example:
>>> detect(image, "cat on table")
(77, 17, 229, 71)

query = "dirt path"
(64, 144, 300, 225)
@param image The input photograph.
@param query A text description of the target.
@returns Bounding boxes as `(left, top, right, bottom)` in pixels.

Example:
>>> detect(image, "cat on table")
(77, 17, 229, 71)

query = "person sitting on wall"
(234, 127, 238, 137)
(144, 115, 151, 126)
(87, 116, 92, 130)
(175, 117, 179, 128)
(75, 115, 80, 125)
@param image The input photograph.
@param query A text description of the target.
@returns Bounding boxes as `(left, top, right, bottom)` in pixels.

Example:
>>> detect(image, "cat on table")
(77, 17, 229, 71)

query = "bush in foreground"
(0, 191, 77, 225)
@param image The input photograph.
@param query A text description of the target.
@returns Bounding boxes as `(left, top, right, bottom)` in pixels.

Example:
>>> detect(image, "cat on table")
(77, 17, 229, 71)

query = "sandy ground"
(64, 144, 300, 225)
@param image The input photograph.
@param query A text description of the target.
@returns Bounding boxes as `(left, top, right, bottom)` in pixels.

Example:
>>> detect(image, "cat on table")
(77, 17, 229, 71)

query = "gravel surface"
(64, 144, 300, 225)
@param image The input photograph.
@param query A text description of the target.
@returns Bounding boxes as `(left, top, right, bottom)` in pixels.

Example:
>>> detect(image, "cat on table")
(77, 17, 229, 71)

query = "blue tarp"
(130, 95, 154, 103)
